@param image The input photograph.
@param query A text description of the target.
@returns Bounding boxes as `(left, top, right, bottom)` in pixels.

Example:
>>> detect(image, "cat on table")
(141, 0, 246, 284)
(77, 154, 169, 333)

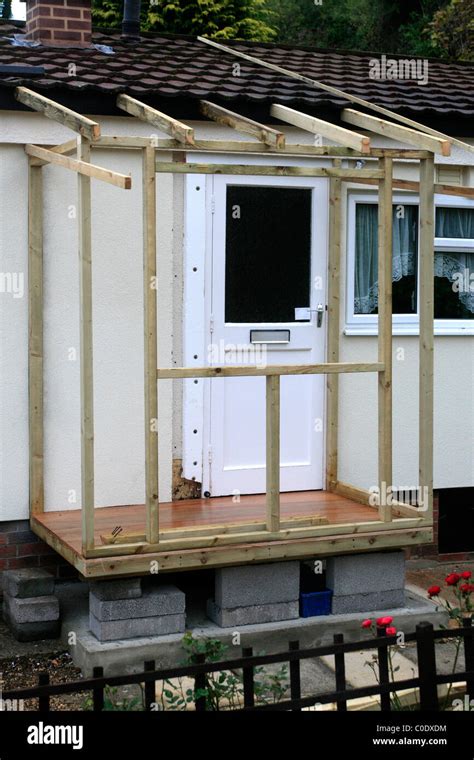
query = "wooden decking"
(31, 490, 432, 579)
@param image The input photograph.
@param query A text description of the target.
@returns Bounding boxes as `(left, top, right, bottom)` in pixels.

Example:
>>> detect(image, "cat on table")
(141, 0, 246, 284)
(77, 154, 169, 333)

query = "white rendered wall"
(0, 112, 473, 523)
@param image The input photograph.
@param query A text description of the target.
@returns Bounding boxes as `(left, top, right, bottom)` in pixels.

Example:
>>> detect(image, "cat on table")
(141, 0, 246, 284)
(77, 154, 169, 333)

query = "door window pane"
(225, 186, 312, 323)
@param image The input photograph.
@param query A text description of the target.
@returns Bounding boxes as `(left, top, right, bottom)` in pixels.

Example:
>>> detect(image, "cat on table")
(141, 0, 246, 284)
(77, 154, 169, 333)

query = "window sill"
(344, 325, 474, 337)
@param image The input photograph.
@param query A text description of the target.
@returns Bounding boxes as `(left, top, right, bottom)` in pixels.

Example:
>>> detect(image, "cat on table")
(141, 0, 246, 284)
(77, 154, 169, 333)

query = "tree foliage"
(92, 0, 277, 41)
(90, 0, 473, 59)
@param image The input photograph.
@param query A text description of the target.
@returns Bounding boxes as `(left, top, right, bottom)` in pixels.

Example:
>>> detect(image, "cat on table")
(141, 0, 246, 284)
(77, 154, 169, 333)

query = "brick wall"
(25, 0, 92, 47)
(0, 520, 77, 596)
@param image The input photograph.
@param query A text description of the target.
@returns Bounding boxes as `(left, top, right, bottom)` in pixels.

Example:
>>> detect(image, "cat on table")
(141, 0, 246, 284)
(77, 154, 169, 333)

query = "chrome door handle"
(316, 303, 324, 328)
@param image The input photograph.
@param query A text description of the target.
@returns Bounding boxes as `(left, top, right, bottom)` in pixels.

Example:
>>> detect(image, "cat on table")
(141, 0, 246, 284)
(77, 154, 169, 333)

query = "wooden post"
(416, 622, 438, 710)
(377, 157, 393, 522)
(78, 136, 95, 554)
(266, 374, 280, 532)
(143, 146, 159, 544)
(419, 156, 435, 526)
(28, 161, 44, 516)
(326, 160, 342, 491)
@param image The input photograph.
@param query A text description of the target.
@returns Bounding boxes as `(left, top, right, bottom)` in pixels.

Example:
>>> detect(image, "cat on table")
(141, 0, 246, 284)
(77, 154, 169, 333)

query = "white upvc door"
(203, 174, 329, 497)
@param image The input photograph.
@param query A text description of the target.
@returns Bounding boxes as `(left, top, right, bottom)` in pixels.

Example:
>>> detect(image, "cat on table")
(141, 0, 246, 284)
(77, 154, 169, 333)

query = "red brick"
(53, 7, 80, 17)
(6, 557, 39, 569)
(16, 542, 55, 557)
(0, 546, 16, 558)
(67, 19, 90, 30)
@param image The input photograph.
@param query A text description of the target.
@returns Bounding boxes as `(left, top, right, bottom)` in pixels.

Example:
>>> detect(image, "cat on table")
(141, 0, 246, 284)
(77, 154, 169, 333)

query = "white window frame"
(345, 192, 474, 336)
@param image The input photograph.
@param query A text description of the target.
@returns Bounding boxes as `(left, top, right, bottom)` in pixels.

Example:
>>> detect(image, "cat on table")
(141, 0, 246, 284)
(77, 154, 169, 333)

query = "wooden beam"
(377, 157, 393, 523)
(326, 162, 342, 491)
(95, 135, 430, 158)
(200, 100, 285, 148)
(78, 136, 95, 554)
(266, 375, 280, 532)
(419, 157, 435, 526)
(342, 176, 474, 200)
(116, 94, 195, 146)
(78, 527, 433, 571)
(28, 161, 44, 516)
(157, 362, 384, 379)
(271, 104, 370, 153)
(197, 37, 473, 156)
(143, 147, 159, 545)
(25, 144, 132, 189)
(29, 138, 80, 166)
(16, 87, 100, 141)
(100, 514, 330, 545)
(342, 109, 451, 157)
(154, 162, 384, 179)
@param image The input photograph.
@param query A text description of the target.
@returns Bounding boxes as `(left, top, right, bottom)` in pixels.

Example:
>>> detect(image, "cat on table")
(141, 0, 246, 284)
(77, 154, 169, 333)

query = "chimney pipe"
(122, 0, 141, 40)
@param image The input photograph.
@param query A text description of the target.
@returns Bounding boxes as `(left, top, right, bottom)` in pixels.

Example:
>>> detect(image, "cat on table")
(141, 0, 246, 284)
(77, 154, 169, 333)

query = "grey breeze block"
(2, 568, 55, 599)
(207, 599, 299, 628)
(326, 551, 405, 596)
(89, 578, 142, 601)
(90, 585, 185, 622)
(89, 613, 185, 642)
(3, 615, 60, 643)
(331, 589, 406, 615)
(3, 594, 60, 624)
(215, 561, 300, 608)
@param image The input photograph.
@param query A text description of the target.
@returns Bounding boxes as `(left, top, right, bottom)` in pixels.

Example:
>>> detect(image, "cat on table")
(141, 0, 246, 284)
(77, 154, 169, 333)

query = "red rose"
(460, 584, 470, 593)
(386, 627, 397, 636)
(376, 616, 393, 627)
(428, 585, 441, 597)
(361, 619, 372, 629)
(461, 571, 472, 580)
(469, 585, 474, 593)
(445, 573, 461, 586)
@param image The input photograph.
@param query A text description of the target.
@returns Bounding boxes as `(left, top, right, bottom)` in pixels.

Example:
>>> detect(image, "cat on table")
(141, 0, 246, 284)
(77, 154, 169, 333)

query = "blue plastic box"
(300, 589, 333, 617)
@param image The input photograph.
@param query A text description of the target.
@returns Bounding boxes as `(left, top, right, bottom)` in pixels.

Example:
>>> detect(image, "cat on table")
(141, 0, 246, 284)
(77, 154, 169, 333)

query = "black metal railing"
(2, 620, 473, 712)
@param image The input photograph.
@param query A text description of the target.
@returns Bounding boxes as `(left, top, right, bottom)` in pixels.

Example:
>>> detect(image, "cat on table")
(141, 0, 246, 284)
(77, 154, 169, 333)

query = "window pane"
(434, 251, 474, 319)
(435, 207, 474, 238)
(354, 203, 418, 315)
(225, 186, 312, 323)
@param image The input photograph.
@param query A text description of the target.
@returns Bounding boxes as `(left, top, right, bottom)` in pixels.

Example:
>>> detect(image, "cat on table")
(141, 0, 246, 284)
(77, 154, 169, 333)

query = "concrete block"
(331, 589, 405, 615)
(90, 585, 185, 622)
(4, 593, 60, 624)
(89, 612, 185, 642)
(215, 562, 300, 608)
(326, 551, 405, 596)
(4, 616, 60, 643)
(2, 568, 54, 599)
(89, 579, 142, 601)
(207, 598, 299, 627)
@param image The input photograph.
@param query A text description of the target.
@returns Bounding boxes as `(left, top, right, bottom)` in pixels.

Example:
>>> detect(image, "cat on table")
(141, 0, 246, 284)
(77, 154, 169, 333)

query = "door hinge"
(211, 195, 216, 214)
(208, 446, 213, 464)
(209, 313, 215, 334)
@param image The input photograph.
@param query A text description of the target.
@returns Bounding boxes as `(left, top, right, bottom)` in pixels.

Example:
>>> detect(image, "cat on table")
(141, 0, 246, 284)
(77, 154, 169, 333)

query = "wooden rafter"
(342, 109, 451, 156)
(198, 36, 474, 156)
(271, 104, 370, 154)
(25, 144, 132, 189)
(200, 100, 286, 148)
(117, 93, 195, 145)
(15, 87, 100, 141)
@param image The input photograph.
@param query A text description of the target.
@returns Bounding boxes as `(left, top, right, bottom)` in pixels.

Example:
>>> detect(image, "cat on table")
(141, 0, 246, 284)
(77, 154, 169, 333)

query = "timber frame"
(21, 82, 473, 578)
